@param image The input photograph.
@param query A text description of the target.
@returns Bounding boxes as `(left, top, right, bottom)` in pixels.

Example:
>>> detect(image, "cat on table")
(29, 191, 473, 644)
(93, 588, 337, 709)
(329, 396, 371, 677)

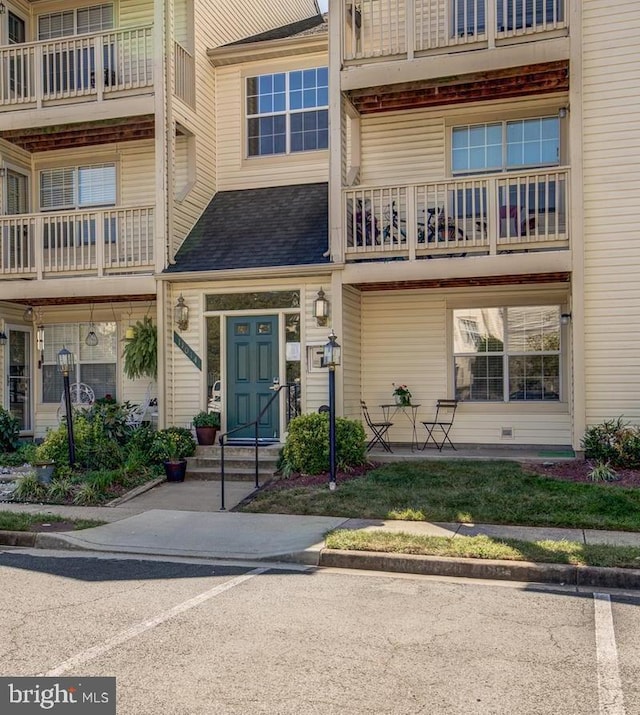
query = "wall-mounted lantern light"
(313, 288, 330, 327)
(175, 294, 189, 331)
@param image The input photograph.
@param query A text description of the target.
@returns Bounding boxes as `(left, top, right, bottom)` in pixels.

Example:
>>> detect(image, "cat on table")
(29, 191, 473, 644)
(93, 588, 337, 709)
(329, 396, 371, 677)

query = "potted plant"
(32, 445, 56, 485)
(150, 427, 196, 482)
(392, 383, 412, 407)
(192, 411, 220, 446)
(122, 316, 158, 380)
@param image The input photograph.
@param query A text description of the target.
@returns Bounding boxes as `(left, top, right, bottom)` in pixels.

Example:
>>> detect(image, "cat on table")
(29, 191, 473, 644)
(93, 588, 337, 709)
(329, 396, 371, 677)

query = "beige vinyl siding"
(216, 55, 329, 192)
(361, 291, 571, 445)
(582, 1, 640, 424)
(169, 0, 320, 254)
(342, 286, 362, 420)
(358, 97, 567, 186)
(119, 0, 153, 27)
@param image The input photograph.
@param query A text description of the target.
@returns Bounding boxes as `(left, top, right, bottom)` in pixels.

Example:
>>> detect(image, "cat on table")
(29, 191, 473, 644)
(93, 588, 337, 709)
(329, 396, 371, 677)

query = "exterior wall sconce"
(175, 294, 189, 331)
(560, 312, 572, 325)
(558, 107, 568, 119)
(0, 331, 6, 346)
(313, 288, 330, 326)
(0, 3, 6, 15)
(23, 306, 34, 323)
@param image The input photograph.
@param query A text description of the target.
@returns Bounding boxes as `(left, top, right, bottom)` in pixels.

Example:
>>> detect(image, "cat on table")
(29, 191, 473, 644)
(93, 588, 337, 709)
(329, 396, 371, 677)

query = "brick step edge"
(319, 549, 640, 590)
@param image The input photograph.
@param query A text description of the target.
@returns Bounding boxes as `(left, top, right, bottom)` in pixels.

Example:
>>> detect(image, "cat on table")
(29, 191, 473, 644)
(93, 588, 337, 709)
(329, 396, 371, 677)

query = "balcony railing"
(343, 0, 567, 61)
(174, 41, 195, 107)
(0, 25, 153, 107)
(344, 168, 569, 259)
(0, 206, 155, 278)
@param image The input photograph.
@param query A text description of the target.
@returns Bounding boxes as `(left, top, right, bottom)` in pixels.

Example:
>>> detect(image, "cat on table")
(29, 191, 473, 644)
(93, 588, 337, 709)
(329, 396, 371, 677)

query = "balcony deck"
(0, 206, 155, 279)
(344, 168, 569, 262)
(0, 25, 154, 114)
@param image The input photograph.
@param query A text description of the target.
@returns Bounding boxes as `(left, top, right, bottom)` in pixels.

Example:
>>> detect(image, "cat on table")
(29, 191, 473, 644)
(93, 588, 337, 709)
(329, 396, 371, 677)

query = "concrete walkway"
(2, 478, 640, 588)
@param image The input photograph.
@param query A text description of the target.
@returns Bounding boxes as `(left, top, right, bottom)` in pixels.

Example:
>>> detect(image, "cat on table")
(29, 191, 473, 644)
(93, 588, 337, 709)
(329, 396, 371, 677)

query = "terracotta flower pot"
(195, 426, 218, 446)
(163, 459, 187, 482)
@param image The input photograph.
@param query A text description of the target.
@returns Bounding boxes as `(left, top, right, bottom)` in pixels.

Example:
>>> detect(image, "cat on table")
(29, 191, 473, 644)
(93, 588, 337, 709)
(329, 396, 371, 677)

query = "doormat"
(537, 449, 575, 458)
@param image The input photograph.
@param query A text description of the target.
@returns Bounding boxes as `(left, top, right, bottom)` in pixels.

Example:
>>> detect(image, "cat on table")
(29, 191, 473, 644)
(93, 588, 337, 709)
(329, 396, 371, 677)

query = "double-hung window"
(453, 306, 561, 402)
(246, 67, 328, 157)
(42, 323, 117, 403)
(40, 164, 116, 247)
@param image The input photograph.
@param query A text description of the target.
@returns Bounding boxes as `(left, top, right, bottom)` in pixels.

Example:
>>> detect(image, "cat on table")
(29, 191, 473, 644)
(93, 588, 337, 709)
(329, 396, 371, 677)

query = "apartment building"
(319, 0, 640, 452)
(0, 0, 319, 437)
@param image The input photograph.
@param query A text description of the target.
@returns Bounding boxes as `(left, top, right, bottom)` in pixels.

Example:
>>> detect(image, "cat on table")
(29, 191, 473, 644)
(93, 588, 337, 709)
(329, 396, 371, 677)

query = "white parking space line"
(41, 567, 268, 677)
(594, 593, 626, 715)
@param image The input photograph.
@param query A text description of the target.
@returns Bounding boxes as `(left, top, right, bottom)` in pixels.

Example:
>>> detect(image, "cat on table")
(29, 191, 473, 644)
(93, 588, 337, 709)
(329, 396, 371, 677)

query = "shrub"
(282, 413, 366, 475)
(192, 411, 220, 428)
(85, 401, 132, 443)
(13, 473, 47, 502)
(0, 442, 38, 466)
(588, 460, 619, 482)
(149, 427, 196, 463)
(0, 407, 20, 452)
(582, 417, 640, 468)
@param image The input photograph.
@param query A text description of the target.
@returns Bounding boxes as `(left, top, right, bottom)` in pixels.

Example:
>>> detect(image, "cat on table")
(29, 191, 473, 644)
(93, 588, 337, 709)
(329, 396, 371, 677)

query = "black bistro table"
(380, 403, 421, 451)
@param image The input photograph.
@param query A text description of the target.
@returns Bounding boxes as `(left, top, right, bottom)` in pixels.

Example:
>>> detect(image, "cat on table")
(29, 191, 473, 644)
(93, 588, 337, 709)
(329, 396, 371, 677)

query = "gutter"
(155, 262, 343, 283)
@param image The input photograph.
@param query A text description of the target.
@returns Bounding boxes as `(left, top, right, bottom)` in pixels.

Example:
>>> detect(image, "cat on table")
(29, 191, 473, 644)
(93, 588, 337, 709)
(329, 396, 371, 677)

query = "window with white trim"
(246, 67, 328, 156)
(452, 117, 559, 174)
(453, 306, 561, 402)
(38, 4, 113, 39)
(42, 323, 117, 403)
(39, 164, 116, 211)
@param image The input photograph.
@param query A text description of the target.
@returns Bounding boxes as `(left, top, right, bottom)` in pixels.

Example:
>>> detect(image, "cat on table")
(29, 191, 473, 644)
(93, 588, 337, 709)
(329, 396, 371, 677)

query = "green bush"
(0, 407, 20, 452)
(0, 442, 38, 466)
(282, 413, 366, 475)
(149, 427, 196, 463)
(582, 417, 640, 468)
(85, 401, 132, 443)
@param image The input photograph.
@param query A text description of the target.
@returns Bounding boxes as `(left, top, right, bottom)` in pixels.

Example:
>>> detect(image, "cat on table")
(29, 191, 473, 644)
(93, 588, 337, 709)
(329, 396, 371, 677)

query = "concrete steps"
(186, 444, 280, 482)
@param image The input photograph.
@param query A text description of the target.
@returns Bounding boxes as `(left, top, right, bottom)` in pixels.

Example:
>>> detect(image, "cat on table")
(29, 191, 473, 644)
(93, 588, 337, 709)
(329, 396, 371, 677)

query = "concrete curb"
(319, 549, 640, 589)
(0, 530, 36, 547)
(105, 477, 166, 507)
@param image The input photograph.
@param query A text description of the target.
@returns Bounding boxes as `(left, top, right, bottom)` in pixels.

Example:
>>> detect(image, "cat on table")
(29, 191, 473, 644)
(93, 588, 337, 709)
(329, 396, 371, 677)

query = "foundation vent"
(501, 427, 514, 439)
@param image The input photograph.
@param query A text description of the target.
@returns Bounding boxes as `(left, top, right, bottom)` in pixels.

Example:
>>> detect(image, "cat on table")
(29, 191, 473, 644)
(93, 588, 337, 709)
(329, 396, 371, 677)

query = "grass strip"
(326, 529, 640, 569)
(241, 460, 640, 531)
(0, 512, 104, 532)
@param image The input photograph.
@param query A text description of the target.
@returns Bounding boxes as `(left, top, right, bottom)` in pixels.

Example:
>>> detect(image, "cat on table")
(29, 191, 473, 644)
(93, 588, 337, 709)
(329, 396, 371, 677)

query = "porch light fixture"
(0, 3, 6, 15)
(85, 303, 99, 347)
(558, 107, 568, 119)
(560, 312, 572, 326)
(23, 306, 34, 323)
(175, 294, 189, 332)
(313, 288, 330, 327)
(0, 331, 6, 346)
(57, 347, 76, 466)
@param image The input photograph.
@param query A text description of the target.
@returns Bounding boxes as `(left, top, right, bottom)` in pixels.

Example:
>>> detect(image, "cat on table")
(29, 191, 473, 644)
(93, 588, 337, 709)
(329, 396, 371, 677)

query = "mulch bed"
(524, 460, 640, 488)
(24, 520, 80, 532)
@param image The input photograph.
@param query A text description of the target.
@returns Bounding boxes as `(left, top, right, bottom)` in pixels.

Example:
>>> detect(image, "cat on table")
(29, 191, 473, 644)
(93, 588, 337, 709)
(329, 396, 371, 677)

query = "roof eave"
(157, 262, 339, 282)
(207, 34, 327, 67)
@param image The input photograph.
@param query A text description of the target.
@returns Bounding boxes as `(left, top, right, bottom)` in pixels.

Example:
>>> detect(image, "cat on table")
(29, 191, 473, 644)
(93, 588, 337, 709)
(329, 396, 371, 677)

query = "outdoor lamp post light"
(323, 329, 341, 490)
(57, 346, 76, 466)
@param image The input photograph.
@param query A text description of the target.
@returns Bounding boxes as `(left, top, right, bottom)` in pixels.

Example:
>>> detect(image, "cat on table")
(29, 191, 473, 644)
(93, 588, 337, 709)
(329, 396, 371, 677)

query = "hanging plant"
(123, 316, 157, 380)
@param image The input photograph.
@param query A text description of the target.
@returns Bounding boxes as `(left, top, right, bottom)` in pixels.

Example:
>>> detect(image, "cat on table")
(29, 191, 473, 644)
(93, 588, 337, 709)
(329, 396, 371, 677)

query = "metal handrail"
(217, 382, 300, 510)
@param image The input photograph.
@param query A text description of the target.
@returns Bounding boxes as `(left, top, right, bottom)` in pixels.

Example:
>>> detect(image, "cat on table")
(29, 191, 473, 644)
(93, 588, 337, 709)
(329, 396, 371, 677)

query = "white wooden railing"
(0, 206, 155, 277)
(343, 0, 567, 61)
(0, 25, 153, 106)
(174, 41, 195, 106)
(344, 167, 569, 258)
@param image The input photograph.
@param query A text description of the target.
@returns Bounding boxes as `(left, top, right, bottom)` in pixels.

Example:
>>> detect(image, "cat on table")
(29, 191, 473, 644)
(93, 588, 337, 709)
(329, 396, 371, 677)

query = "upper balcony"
(340, 0, 569, 90)
(0, 25, 154, 129)
(343, 167, 569, 266)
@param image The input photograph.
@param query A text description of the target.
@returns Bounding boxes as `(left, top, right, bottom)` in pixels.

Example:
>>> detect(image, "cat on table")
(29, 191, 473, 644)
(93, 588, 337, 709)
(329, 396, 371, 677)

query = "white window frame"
(245, 67, 329, 158)
(451, 116, 560, 175)
(39, 163, 116, 212)
(453, 306, 562, 403)
(38, 4, 114, 40)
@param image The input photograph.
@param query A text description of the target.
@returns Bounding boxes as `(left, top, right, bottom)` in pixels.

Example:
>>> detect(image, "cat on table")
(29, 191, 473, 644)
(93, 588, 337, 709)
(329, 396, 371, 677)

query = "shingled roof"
(165, 182, 329, 274)
(225, 14, 326, 46)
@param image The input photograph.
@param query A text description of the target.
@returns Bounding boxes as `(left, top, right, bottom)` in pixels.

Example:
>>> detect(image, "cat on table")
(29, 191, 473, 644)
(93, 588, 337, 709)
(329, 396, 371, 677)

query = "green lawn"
(0, 512, 104, 532)
(240, 460, 640, 531)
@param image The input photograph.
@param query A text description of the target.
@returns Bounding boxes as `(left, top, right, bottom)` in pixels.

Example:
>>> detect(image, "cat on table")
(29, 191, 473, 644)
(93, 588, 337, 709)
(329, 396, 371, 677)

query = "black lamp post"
(57, 346, 76, 466)
(323, 330, 341, 490)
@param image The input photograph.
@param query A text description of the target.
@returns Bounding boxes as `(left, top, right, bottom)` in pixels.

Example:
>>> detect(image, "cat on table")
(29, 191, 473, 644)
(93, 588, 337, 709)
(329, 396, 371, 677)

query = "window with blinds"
(38, 4, 113, 40)
(42, 323, 117, 403)
(40, 164, 116, 211)
(6, 170, 28, 215)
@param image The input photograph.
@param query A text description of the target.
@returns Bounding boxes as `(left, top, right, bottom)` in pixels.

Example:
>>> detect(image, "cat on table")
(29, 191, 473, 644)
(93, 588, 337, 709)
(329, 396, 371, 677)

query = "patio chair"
(361, 400, 394, 453)
(124, 383, 153, 429)
(420, 399, 458, 452)
(57, 383, 95, 423)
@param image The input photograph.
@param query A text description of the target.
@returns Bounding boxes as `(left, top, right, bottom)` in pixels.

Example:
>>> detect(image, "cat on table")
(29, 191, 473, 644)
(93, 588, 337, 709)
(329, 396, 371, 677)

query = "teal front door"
(227, 316, 279, 440)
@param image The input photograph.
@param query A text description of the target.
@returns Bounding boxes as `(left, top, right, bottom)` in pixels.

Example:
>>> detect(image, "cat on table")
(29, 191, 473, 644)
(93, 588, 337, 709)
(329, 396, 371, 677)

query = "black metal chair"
(420, 399, 458, 452)
(361, 400, 393, 453)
